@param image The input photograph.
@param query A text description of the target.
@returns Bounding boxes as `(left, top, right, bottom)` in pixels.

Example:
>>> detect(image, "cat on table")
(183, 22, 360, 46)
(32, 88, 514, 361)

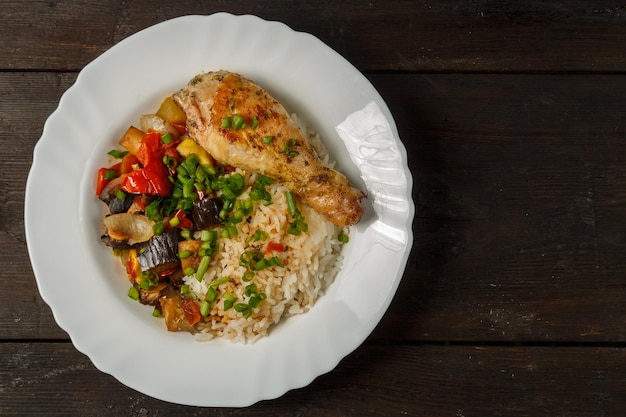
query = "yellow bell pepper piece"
(176, 137, 214, 166)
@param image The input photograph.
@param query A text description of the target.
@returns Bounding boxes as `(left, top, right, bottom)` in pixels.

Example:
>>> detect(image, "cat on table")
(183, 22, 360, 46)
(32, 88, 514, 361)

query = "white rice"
(183, 116, 347, 343)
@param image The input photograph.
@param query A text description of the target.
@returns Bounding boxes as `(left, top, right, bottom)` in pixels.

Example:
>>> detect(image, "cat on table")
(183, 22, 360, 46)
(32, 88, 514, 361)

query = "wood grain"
(5, 1, 626, 415)
(1, 343, 624, 416)
(2, 1, 626, 72)
(6, 72, 626, 342)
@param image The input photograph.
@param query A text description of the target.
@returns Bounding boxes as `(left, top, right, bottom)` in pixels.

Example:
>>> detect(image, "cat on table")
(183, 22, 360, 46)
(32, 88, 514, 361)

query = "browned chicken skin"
(172, 70, 364, 227)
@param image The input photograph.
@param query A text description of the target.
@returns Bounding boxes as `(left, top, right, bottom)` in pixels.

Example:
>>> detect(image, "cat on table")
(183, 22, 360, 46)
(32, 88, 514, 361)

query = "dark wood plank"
(369, 73, 626, 342)
(1, 342, 625, 416)
(0, 72, 76, 340)
(5, 72, 626, 342)
(3, 1, 626, 72)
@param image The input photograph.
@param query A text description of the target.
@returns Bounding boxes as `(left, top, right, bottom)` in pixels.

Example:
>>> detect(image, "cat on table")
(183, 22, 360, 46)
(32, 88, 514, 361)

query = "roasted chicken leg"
(172, 70, 364, 227)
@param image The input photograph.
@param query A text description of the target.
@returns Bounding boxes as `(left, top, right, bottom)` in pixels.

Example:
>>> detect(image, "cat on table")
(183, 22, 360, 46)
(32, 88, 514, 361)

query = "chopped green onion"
(245, 283, 258, 297)
(232, 114, 245, 130)
(254, 259, 268, 271)
(184, 267, 196, 276)
(178, 250, 192, 259)
(222, 224, 238, 238)
(234, 303, 251, 318)
(263, 136, 273, 144)
(278, 138, 299, 157)
(195, 165, 207, 182)
(183, 179, 195, 199)
(285, 191, 308, 235)
(205, 286, 218, 303)
(251, 118, 259, 129)
(257, 175, 273, 186)
(180, 284, 190, 295)
(171, 186, 184, 199)
(222, 116, 232, 128)
(163, 155, 176, 169)
(127, 286, 139, 300)
(196, 255, 210, 282)
(145, 199, 162, 221)
(200, 299, 211, 317)
(169, 216, 181, 228)
(200, 229, 211, 241)
(242, 270, 255, 282)
(104, 169, 117, 180)
(206, 229, 217, 243)
(161, 133, 173, 144)
(180, 228, 192, 240)
(268, 256, 283, 267)
(223, 291, 236, 311)
(239, 250, 253, 267)
(152, 222, 165, 235)
(139, 270, 159, 290)
(285, 191, 298, 217)
(152, 307, 161, 317)
(179, 199, 194, 211)
(205, 164, 217, 176)
(115, 189, 126, 200)
(108, 149, 129, 159)
(338, 233, 349, 243)
(252, 230, 268, 242)
(288, 219, 308, 235)
(248, 295, 262, 309)
(209, 276, 229, 288)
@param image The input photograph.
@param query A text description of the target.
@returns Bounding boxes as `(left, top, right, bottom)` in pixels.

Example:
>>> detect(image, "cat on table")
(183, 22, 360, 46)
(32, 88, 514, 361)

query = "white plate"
(25, 13, 414, 407)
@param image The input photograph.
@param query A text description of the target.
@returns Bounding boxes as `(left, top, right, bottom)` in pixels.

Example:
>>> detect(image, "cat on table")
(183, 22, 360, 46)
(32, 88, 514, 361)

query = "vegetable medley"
(95, 96, 326, 332)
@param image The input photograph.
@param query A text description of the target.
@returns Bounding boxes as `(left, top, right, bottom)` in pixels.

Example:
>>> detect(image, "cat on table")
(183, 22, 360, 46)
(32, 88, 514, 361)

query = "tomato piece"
(135, 130, 162, 166)
(120, 130, 178, 196)
(266, 242, 285, 253)
(121, 162, 172, 197)
(95, 164, 121, 196)
(95, 167, 110, 196)
(120, 153, 139, 174)
(181, 297, 201, 326)
(171, 209, 193, 230)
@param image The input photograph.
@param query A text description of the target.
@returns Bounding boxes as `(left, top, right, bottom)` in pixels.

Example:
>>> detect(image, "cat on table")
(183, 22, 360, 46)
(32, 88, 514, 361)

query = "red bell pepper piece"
(172, 209, 193, 229)
(181, 297, 201, 326)
(119, 153, 139, 174)
(120, 130, 174, 197)
(121, 162, 172, 196)
(266, 242, 285, 253)
(95, 163, 121, 196)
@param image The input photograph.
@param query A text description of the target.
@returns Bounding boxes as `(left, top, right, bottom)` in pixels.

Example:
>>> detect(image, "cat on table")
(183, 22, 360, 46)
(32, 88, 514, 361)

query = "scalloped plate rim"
(24, 13, 414, 407)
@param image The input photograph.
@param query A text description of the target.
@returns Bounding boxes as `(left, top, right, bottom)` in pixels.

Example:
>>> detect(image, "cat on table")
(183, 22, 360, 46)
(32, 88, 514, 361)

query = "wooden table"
(3, 1, 626, 415)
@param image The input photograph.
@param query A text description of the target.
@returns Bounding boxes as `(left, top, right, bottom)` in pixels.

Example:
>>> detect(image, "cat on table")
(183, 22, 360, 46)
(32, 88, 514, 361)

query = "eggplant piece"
(98, 177, 138, 214)
(137, 229, 179, 274)
(108, 192, 137, 214)
(101, 234, 133, 250)
(192, 197, 224, 229)
(138, 282, 167, 306)
(98, 177, 122, 204)
(159, 286, 196, 333)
